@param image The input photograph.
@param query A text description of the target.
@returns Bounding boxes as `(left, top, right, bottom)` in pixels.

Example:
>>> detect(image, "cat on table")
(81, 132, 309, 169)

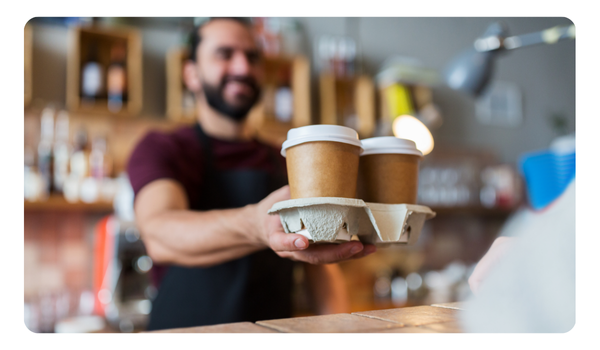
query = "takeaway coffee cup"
(358, 137, 423, 204)
(281, 125, 363, 199)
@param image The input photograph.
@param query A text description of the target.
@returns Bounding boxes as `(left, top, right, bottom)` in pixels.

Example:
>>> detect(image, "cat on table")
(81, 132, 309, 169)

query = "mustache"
(219, 75, 260, 92)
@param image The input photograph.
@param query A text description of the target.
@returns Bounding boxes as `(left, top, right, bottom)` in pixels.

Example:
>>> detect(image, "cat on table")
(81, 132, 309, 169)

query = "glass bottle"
(81, 44, 103, 105)
(107, 43, 127, 113)
(53, 111, 71, 194)
(37, 108, 54, 197)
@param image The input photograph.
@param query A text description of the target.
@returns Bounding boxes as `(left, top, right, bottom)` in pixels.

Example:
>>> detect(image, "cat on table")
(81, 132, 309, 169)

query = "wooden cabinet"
(24, 23, 33, 107)
(247, 55, 311, 146)
(319, 73, 375, 138)
(66, 25, 142, 117)
(165, 47, 196, 122)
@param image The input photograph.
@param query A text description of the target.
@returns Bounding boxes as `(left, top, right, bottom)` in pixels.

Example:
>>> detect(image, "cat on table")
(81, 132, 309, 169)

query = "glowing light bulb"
(392, 115, 434, 155)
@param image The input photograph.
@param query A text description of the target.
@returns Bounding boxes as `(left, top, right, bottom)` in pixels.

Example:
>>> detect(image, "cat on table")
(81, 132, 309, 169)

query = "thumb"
(265, 185, 291, 204)
(257, 185, 290, 216)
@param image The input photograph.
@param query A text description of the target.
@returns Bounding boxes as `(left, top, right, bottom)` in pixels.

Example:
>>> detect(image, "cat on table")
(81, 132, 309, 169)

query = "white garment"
(460, 179, 575, 332)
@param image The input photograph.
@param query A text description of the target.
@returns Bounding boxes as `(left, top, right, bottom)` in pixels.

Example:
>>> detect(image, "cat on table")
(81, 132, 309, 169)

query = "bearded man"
(127, 17, 375, 331)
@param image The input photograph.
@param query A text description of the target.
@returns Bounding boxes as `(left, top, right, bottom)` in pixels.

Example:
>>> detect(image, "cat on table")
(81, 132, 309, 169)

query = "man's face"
(193, 20, 264, 122)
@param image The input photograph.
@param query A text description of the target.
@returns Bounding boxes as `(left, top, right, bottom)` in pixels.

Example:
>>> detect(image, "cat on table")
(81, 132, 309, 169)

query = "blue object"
(519, 149, 575, 210)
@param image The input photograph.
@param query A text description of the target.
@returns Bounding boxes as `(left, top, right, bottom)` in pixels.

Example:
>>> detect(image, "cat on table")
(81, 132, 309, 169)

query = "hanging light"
(392, 114, 434, 155)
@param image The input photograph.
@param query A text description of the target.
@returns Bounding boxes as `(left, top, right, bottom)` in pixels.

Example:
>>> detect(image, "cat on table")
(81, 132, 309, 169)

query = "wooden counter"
(149, 302, 465, 333)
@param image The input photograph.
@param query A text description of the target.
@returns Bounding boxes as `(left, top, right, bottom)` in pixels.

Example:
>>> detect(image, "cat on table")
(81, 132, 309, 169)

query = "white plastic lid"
(360, 136, 423, 157)
(281, 125, 363, 157)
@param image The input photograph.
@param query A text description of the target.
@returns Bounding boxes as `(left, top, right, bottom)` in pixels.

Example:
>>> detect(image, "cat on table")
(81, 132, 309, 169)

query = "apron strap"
(195, 122, 286, 179)
(194, 122, 215, 175)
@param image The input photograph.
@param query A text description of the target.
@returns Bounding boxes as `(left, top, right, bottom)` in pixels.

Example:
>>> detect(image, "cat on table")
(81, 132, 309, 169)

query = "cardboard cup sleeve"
(357, 153, 420, 204)
(286, 141, 361, 199)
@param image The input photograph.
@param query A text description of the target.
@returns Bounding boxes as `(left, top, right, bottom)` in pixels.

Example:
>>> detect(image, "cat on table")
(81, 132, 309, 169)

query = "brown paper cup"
(358, 153, 420, 204)
(286, 141, 361, 199)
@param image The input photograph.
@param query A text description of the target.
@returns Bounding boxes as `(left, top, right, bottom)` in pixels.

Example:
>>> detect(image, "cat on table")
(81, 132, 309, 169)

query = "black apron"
(146, 124, 293, 331)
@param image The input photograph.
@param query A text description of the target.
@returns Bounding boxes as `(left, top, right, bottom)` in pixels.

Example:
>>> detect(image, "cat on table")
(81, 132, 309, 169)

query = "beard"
(201, 75, 261, 122)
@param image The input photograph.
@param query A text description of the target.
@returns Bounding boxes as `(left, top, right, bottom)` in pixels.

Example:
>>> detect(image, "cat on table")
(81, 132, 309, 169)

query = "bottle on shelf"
(63, 127, 90, 203)
(107, 43, 127, 113)
(53, 111, 71, 194)
(390, 269, 409, 307)
(24, 145, 42, 201)
(81, 44, 104, 106)
(373, 268, 393, 306)
(70, 127, 90, 179)
(273, 66, 293, 124)
(37, 107, 55, 198)
(345, 38, 357, 78)
(89, 136, 107, 181)
(253, 17, 281, 57)
(280, 19, 302, 57)
(81, 135, 115, 203)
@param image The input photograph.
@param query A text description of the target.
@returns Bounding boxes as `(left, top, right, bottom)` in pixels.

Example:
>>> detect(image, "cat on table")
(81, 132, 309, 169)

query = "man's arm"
(135, 179, 376, 267)
(135, 179, 265, 267)
(304, 263, 351, 315)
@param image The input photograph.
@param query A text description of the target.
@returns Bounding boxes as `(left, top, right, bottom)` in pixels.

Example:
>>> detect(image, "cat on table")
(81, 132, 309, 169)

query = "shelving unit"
(248, 55, 311, 146)
(319, 73, 375, 138)
(24, 24, 33, 107)
(429, 206, 514, 218)
(165, 47, 196, 122)
(24, 195, 113, 212)
(66, 25, 142, 117)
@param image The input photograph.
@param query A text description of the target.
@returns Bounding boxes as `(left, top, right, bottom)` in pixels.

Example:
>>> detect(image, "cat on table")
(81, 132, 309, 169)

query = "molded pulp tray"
(268, 198, 436, 245)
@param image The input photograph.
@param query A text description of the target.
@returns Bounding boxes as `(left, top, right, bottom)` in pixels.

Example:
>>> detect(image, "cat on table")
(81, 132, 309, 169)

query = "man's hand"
(468, 236, 515, 295)
(250, 185, 377, 264)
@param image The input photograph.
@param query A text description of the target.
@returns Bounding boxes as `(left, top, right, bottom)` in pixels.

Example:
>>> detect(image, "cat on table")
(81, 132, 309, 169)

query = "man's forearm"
(135, 181, 374, 269)
(140, 205, 265, 267)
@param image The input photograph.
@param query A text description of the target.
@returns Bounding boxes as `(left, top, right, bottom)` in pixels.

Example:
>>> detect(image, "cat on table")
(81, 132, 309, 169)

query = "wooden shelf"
(165, 47, 196, 122)
(24, 23, 33, 107)
(429, 205, 515, 218)
(66, 25, 143, 117)
(24, 196, 114, 213)
(319, 73, 375, 138)
(248, 55, 311, 147)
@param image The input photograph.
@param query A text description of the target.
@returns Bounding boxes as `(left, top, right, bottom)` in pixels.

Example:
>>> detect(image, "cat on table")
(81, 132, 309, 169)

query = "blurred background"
(23, 17, 575, 333)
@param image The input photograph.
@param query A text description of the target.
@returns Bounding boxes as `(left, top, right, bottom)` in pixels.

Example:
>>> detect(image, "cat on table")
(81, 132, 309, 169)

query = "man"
(127, 17, 376, 331)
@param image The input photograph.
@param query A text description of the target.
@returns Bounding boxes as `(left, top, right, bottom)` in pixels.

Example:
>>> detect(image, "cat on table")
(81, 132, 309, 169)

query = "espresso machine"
(93, 217, 156, 332)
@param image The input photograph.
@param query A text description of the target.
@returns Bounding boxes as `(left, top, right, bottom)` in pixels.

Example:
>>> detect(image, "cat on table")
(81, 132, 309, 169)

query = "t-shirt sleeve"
(127, 131, 180, 197)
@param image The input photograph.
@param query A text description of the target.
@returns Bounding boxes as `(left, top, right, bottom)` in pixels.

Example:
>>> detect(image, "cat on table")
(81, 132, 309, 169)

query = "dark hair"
(187, 17, 252, 62)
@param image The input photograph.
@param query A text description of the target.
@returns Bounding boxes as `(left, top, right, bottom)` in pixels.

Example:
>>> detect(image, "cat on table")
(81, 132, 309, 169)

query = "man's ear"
(183, 60, 202, 93)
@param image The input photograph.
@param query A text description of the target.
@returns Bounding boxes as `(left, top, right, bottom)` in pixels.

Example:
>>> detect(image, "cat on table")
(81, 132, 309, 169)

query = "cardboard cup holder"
(268, 197, 436, 245)
(277, 131, 433, 245)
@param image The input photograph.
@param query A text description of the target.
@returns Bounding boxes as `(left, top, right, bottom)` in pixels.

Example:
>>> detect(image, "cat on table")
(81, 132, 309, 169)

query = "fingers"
(291, 241, 367, 265)
(269, 231, 310, 252)
(347, 244, 377, 260)
(272, 239, 377, 264)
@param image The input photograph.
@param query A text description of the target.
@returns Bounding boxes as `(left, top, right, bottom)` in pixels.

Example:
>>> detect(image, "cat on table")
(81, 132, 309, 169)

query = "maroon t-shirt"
(127, 124, 287, 208)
